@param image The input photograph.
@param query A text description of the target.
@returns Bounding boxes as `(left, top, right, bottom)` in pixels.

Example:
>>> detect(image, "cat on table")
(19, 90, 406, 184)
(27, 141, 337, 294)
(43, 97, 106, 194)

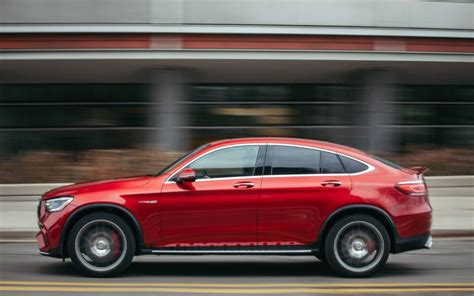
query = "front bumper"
(36, 200, 77, 258)
(394, 233, 432, 254)
(36, 230, 62, 258)
(38, 248, 62, 258)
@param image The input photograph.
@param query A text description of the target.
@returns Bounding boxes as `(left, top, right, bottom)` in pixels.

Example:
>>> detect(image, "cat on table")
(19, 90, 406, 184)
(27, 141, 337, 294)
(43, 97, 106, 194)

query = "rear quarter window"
(339, 155, 369, 173)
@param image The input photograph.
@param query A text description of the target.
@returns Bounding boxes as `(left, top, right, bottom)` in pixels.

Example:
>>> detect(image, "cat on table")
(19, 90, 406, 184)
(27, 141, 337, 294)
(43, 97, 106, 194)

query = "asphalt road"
(0, 238, 473, 295)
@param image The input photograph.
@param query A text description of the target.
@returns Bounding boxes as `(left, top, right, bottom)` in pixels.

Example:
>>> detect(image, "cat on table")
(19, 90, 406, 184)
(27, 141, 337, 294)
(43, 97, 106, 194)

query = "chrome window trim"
(165, 142, 374, 183)
(194, 175, 263, 183)
(263, 173, 349, 178)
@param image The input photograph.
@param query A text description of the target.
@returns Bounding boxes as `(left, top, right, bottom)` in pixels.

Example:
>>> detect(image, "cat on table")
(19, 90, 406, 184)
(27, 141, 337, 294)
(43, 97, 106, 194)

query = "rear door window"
(320, 151, 345, 174)
(271, 146, 320, 175)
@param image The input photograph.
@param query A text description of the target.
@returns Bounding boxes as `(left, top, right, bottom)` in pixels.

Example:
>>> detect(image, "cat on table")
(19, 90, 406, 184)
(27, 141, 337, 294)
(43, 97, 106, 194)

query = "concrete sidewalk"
(0, 176, 473, 241)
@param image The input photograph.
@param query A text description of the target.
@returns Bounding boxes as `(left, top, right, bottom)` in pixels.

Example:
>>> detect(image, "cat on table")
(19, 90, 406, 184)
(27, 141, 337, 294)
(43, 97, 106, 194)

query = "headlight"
(44, 197, 74, 212)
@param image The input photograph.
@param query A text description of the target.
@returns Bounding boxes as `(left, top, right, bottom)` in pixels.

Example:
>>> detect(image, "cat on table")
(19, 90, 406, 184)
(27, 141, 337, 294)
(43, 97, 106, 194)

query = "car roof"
(207, 137, 366, 157)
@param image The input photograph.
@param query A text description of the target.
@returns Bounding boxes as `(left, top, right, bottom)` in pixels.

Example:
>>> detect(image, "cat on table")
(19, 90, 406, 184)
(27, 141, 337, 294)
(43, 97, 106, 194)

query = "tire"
(68, 212, 135, 277)
(324, 214, 390, 277)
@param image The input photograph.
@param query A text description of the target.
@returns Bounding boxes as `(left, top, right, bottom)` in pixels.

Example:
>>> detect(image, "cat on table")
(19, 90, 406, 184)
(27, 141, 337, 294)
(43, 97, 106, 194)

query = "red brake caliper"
(111, 231, 120, 257)
(366, 239, 376, 254)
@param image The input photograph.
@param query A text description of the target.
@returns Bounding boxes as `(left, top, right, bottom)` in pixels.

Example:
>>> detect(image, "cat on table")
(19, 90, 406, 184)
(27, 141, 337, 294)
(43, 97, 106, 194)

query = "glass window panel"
(320, 151, 345, 174)
(188, 145, 259, 179)
(0, 105, 149, 127)
(340, 155, 369, 173)
(271, 146, 320, 175)
(0, 84, 147, 103)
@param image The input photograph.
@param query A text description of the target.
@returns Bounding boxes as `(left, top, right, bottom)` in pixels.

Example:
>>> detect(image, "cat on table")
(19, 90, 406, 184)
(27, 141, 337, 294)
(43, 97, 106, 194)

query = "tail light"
(395, 181, 427, 197)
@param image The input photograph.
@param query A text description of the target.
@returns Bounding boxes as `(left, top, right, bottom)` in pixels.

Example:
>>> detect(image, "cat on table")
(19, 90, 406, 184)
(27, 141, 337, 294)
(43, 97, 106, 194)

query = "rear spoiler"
(407, 166, 429, 175)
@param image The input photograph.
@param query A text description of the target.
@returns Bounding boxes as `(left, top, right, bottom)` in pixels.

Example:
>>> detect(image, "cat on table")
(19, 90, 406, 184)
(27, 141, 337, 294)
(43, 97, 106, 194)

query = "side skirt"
(141, 245, 319, 256)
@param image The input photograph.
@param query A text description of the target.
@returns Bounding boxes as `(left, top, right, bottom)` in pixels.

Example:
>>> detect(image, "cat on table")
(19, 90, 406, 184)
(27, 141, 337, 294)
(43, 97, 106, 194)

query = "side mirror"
(176, 168, 196, 183)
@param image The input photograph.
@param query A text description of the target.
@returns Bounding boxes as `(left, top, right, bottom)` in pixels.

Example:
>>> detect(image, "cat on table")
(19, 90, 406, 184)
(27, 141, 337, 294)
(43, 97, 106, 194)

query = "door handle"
(321, 180, 342, 187)
(233, 181, 254, 188)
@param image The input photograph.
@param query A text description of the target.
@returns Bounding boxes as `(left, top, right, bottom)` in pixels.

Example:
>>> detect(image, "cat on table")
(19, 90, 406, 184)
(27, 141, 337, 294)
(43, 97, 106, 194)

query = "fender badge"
(138, 200, 158, 204)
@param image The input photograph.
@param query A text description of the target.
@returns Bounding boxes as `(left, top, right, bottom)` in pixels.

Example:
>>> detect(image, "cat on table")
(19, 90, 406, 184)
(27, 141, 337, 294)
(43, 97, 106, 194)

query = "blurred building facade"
(0, 0, 473, 180)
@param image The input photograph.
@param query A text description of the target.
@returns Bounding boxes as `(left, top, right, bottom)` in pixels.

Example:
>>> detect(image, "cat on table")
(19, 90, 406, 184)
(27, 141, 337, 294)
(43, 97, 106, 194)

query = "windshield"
(155, 144, 210, 176)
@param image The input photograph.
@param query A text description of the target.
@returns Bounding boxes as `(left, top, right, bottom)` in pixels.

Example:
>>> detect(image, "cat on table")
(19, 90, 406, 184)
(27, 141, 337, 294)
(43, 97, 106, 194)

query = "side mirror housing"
(176, 168, 196, 183)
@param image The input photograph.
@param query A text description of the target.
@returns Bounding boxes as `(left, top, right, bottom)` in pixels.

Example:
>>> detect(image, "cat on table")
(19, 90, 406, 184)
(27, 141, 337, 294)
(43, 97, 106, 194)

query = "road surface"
(1, 238, 473, 295)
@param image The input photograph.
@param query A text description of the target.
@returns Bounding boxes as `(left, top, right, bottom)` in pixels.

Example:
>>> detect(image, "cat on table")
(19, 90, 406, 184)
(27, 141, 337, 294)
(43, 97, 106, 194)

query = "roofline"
(207, 137, 366, 155)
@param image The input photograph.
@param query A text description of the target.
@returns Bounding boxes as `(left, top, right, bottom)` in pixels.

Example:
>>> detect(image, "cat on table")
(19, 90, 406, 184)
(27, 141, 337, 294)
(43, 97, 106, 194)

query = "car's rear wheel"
(324, 214, 390, 277)
(68, 212, 135, 277)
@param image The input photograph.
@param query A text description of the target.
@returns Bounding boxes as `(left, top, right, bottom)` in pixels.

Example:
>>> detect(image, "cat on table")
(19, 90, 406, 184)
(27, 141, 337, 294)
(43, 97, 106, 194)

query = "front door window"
(188, 145, 260, 179)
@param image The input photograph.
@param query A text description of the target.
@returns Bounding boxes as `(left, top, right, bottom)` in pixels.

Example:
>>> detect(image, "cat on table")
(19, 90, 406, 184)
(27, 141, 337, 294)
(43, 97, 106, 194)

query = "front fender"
(59, 203, 145, 258)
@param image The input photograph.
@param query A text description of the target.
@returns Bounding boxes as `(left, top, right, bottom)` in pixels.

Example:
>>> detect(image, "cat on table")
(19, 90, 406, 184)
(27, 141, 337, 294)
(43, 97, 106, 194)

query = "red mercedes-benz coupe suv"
(37, 138, 432, 277)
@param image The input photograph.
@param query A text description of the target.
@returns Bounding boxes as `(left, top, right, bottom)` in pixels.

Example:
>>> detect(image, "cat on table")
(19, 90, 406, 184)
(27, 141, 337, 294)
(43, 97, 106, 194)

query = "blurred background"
(1, 2, 473, 288)
(0, 0, 473, 184)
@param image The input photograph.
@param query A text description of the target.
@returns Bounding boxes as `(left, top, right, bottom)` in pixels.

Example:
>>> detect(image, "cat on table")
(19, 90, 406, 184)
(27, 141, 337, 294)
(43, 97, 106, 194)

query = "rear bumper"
(394, 233, 432, 254)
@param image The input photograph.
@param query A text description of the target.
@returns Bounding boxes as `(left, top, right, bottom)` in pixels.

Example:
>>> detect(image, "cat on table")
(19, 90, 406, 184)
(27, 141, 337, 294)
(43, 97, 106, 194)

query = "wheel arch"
(60, 203, 144, 258)
(317, 205, 398, 253)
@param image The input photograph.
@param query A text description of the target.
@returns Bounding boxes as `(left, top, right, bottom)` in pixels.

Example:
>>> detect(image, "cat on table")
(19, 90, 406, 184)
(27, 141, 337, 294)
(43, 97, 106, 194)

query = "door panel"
(258, 175, 351, 246)
(257, 145, 352, 246)
(160, 177, 261, 247)
(159, 144, 264, 247)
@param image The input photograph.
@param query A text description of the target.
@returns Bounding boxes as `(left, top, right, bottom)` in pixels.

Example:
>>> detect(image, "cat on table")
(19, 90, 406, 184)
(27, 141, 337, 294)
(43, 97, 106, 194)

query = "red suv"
(37, 138, 432, 277)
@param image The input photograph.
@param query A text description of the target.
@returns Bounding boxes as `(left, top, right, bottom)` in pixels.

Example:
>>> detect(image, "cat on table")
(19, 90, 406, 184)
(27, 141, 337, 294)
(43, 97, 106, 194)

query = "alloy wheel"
(333, 221, 384, 273)
(74, 219, 127, 272)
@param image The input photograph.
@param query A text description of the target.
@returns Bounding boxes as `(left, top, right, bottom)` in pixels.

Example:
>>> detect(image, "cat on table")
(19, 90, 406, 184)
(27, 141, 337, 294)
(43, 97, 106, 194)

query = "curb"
(431, 230, 474, 238)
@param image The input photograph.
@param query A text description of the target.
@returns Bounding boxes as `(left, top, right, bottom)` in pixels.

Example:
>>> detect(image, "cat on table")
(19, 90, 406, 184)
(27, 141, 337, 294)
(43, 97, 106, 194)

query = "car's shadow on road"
(39, 258, 422, 279)
(127, 261, 332, 277)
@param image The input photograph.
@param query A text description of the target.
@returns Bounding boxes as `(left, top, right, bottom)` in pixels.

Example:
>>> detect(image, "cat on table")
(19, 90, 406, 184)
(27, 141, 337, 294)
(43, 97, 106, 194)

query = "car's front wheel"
(324, 214, 390, 277)
(68, 212, 135, 277)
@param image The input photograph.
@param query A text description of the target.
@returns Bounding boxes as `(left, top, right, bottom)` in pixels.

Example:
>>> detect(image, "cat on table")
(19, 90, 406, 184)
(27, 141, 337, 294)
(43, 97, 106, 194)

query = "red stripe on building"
(0, 34, 151, 49)
(1, 34, 473, 53)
